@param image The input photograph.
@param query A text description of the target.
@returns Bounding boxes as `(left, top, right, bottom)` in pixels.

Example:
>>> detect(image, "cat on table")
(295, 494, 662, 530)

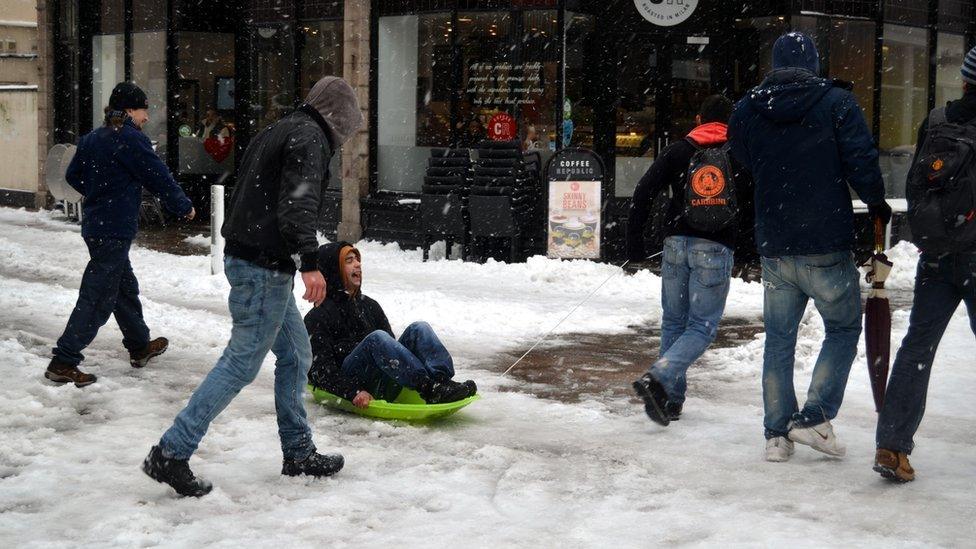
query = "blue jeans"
(877, 253, 976, 454)
(649, 236, 733, 404)
(54, 237, 150, 365)
(761, 252, 862, 439)
(159, 257, 315, 461)
(341, 321, 455, 401)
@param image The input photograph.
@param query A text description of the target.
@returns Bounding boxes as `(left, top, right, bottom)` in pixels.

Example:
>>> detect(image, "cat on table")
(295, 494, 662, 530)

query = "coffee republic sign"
(634, 0, 699, 27)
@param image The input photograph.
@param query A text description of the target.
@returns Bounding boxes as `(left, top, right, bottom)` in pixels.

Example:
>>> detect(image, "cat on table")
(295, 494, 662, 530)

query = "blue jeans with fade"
(159, 257, 316, 461)
(761, 252, 862, 439)
(877, 253, 976, 454)
(341, 321, 455, 401)
(648, 236, 734, 405)
(53, 237, 150, 365)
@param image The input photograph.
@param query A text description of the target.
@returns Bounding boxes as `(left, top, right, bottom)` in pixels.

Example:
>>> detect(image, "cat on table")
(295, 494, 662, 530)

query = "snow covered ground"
(0, 206, 973, 547)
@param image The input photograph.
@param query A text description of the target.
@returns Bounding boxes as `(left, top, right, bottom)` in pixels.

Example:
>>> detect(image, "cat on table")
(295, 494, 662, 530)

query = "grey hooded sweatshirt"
(223, 76, 364, 274)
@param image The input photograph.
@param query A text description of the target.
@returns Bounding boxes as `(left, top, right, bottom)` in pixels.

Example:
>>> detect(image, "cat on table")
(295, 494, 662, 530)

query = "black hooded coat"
(304, 242, 393, 399)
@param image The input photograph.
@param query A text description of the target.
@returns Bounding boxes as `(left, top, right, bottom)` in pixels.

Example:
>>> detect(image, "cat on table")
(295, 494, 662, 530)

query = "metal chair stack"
(420, 148, 473, 261)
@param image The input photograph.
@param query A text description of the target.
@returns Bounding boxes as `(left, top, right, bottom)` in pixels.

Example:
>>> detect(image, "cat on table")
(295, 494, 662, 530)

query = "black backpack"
(907, 107, 976, 254)
(683, 140, 739, 232)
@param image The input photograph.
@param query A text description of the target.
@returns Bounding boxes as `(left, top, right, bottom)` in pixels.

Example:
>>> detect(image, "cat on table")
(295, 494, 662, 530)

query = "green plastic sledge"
(308, 386, 480, 421)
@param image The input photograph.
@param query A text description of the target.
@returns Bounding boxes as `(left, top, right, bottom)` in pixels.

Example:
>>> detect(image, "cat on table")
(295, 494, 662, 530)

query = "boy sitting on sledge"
(305, 242, 477, 408)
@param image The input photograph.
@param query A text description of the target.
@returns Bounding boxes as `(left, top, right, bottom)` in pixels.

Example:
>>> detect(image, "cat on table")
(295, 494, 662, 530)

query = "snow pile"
(0, 207, 973, 547)
(182, 233, 210, 248)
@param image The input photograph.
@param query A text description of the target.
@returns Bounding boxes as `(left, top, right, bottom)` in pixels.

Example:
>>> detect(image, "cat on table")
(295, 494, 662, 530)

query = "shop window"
(880, 24, 929, 198)
(613, 37, 659, 198)
(91, 34, 124, 128)
(517, 10, 558, 154)
(935, 33, 965, 110)
(301, 20, 344, 190)
(175, 32, 236, 175)
(563, 12, 595, 150)
(100, 0, 124, 34)
(376, 13, 452, 193)
(250, 25, 296, 132)
(132, 32, 168, 155)
(134, 3, 167, 32)
(457, 11, 514, 148)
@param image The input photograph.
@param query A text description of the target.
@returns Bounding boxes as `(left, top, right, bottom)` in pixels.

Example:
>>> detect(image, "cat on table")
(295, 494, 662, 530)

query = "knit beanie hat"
(772, 32, 820, 75)
(109, 82, 149, 110)
(962, 46, 976, 85)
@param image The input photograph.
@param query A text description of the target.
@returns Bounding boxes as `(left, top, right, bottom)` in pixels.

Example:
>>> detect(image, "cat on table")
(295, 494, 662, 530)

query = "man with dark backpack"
(874, 48, 976, 483)
(629, 95, 754, 426)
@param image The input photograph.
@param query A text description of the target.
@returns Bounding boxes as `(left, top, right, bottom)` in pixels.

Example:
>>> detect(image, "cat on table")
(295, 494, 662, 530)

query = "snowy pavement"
(0, 207, 973, 547)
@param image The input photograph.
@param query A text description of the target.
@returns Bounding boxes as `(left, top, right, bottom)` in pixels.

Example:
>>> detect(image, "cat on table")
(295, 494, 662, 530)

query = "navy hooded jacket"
(65, 118, 192, 240)
(728, 54, 885, 257)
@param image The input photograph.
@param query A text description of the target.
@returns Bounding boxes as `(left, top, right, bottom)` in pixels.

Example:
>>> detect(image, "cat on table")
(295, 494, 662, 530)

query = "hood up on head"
(317, 241, 361, 300)
(772, 32, 820, 74)
(302, 76, 365, 147)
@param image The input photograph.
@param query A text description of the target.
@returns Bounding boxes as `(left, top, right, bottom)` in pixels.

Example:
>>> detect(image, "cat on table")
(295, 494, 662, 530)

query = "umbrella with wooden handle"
(862, 217, 893, 413)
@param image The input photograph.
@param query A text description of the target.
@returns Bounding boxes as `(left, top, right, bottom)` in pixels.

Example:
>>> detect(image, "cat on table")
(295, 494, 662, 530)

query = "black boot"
(666, 401, 683, 421)
(632, 374, 670, 426)
(142, 445, 212, 497)
(461, 380, 478, 395)
(419, 379, 474, 404)
(282, 452, 344, 478)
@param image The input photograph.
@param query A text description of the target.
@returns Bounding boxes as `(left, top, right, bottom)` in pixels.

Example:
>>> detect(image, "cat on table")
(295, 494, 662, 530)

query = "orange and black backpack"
(683, 140, 739, 232)
(907, 106, 976, 253)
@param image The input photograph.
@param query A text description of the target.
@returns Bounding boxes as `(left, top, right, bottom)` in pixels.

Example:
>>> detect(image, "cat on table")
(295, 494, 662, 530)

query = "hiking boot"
(282, 452, 344, 478)
(874, 448, 915, 483)
(461, 379, 478, 396)
(765, 437, 795, 462)
(788, 420, 846, 457)
(129, 337, 169, 368)
(420, 380, 474, 404)
(142, 445, 212, 497)
(44, 359, 97, 387)
(632, 374, 670, 426)
(666, 401, 683, 421)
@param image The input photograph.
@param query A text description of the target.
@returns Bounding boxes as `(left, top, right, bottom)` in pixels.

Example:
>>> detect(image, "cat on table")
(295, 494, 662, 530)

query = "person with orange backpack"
(629, 95, 754, 426)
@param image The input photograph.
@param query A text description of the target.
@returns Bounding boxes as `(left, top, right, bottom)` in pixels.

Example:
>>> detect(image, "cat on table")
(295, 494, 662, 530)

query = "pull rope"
(502, 251, 663, 376)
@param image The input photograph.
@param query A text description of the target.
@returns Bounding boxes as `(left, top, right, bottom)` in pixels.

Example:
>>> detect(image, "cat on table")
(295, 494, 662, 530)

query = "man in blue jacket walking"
(729, 33, 891, 461)
(46, 82, 195, 387)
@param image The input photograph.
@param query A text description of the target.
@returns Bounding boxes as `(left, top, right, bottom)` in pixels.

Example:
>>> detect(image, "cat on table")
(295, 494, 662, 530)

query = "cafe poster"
(548, 180, 601, 259)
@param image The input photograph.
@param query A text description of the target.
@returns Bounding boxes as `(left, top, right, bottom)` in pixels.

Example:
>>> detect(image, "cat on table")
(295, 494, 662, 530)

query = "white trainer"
(765, 437, 795, 462)
(788, 421, 846, 457)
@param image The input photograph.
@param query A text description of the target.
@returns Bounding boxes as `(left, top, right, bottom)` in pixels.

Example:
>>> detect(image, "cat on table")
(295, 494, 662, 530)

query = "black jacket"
(223, 105, 335, 274)
(627, 123, 754, 259)
(729, 69, 885, 257)
(304, 242, 393, 400)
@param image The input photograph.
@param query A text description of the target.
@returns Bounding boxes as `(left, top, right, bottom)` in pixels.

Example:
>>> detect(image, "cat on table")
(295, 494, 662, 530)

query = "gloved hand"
(868, 201, 893, 225)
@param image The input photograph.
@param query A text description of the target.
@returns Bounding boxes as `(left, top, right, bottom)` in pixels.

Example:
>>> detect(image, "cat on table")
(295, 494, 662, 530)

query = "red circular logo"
(488, 113, 517, 142)
(570, 182, 580, 192)
(690, 166, 726, 199)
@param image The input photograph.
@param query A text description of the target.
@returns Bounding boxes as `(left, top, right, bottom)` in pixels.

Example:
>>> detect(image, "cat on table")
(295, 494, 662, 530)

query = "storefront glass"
(517, 10, 558, 153)
(300, 20, 344, 189)
(613, 37, 659, 198)
(563, 12, 595, 150)
(250, 24, 296, 133)
(732, 17, 787, 95)
(377, 13, 452, 193)
(936, 32, 965, 109)
(457, 11, 514, 148)
(132, 32, 168, 155)
(176, 32, 236, 175)
(880, 23, 930, 198)
(92, 34, 124, 128)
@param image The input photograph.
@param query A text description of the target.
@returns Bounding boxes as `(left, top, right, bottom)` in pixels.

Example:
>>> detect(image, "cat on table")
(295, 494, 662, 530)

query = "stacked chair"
(467, 140, 544, 262)
(420, 148, 473, 261)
